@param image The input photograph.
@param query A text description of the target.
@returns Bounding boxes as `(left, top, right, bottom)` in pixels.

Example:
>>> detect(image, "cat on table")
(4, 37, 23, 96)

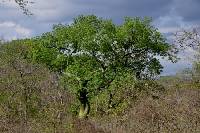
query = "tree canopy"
(27, 15, 177, 118)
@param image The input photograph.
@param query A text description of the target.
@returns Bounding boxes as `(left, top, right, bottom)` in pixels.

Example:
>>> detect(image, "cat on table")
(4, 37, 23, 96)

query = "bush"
(0, 42, 75, 132)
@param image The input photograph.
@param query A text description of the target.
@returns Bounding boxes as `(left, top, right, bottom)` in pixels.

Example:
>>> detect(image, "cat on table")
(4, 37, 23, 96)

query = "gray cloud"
(1, 0, 199, 38)
(0, 0, 175, 38)
(173, 0, 200, 23)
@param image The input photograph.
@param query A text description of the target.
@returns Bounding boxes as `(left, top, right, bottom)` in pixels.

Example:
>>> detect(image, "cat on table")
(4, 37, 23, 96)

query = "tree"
(175, 27, 200, 81)
(175, 27, 200, 57)
(28, 15, 176, 118)
(1, 0, 33, 15)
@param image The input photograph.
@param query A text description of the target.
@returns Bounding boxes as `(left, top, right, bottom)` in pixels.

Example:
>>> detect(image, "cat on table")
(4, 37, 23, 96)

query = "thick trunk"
(78, 101, 90, 119)
(78, 83, 90, 119)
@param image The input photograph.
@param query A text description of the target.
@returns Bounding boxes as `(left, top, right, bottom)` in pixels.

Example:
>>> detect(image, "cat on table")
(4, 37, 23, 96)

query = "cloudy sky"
(0, 0, 199, 75)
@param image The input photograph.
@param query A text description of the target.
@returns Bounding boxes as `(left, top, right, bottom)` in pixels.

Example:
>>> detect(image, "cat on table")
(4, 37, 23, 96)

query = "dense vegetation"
(24, 15, 177, 118)
(0, 15, 200, 132)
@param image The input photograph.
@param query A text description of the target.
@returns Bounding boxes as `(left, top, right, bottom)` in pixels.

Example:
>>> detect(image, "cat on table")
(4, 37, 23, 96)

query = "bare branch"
(1, 0, 34, 15)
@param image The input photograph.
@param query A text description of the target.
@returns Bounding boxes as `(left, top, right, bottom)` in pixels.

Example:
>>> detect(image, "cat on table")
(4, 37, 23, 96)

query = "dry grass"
(1, 44, 200, 133)
(1, 59, 200, 133)
(89, 81, 200, 133)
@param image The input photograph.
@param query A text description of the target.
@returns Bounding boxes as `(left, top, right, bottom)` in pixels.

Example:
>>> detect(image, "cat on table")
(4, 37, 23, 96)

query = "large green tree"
(28, 15, 176, 118)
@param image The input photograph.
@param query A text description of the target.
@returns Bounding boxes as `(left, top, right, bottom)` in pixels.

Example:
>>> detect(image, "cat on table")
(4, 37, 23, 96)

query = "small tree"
(175, 27, 200, 81)
(28, 15, 176, 118)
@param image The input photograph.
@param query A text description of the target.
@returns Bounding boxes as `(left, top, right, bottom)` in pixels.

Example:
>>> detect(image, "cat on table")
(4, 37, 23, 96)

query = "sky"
(0, 0, 199, 75)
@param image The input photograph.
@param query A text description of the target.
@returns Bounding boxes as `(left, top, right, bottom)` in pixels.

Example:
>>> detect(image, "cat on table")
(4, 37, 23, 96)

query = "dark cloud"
(59, 0, 173, 23)
(0, 0, 199, 37)
(0, 0, 176, 38)
(69, 0, 173, 20)
(173, 0, 200, 23)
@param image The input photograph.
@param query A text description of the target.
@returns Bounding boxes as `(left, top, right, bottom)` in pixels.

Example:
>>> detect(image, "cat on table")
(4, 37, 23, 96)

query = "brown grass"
(1, 44, 200, 133)
(89, 81, 200, 133)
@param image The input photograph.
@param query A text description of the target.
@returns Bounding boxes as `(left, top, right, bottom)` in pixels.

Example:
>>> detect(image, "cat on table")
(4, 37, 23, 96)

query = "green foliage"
(89, 71, 136, 116)
(29, 15, 175, 77)
(89, 78, 165, 118)
(27, 15, 176, 117)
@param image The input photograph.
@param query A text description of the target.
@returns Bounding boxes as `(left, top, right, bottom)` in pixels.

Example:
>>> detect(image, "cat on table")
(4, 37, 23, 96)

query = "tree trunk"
(78, 101, 90, 119)
(78, 85, 90, 119)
